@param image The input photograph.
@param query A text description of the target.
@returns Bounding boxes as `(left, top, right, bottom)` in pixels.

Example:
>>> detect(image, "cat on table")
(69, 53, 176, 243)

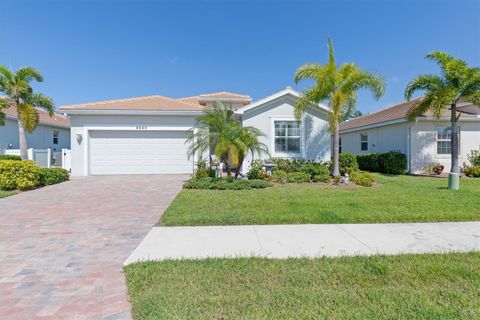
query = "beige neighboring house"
(339, 98, 480, 173)
(60, 88, 331, 176)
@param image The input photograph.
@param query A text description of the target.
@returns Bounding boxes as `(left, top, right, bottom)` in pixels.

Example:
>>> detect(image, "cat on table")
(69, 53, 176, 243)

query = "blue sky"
(0, 0, 479, 114)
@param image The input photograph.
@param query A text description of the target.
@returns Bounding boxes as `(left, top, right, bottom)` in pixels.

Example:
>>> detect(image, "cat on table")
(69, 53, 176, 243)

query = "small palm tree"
(0, 66, 54, 160)
(187, 104, 268, 177)
(405, 52, 480, 189)
(294, 39, 385, 177)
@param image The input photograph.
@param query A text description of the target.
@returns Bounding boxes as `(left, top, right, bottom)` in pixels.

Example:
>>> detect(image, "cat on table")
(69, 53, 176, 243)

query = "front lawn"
(160, 174, 480, 226)
(125, 252, 480, 320)
(0, 190, 16, 199)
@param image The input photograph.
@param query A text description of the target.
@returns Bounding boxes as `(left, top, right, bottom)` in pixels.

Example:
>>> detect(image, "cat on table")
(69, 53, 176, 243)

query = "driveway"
(0, 175, 186, 320)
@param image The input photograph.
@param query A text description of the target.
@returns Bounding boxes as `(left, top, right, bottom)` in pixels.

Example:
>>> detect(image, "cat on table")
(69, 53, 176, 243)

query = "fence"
(1, 148, 52, 168)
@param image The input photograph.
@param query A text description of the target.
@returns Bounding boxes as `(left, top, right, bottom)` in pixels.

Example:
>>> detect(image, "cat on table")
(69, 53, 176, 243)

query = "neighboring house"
(0, 106, 71, 153)
(60, 88, 331, 176)
(339, 98, 480, 173)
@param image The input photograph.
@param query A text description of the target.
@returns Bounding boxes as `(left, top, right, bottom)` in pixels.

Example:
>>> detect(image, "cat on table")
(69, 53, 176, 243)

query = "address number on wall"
(136, 126, 148, 130)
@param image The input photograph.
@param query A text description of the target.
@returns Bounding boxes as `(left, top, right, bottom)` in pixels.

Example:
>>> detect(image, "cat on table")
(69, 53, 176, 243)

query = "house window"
(339, 138, 342, 154)
(436, 127, 459, 155)
(360, 133, 368, 151)
(53, 130, 59, 145)
(274, 121, 301, 153)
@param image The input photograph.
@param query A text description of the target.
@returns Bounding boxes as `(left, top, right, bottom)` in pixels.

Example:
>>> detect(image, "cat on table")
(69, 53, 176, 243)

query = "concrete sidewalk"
(124, 222, 480, 264)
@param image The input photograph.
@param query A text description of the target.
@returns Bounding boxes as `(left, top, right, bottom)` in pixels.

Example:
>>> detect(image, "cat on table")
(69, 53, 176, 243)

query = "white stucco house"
(339, 98, 480, 173)
(0, 106, 71, 153)
(60, 87, 331, 176)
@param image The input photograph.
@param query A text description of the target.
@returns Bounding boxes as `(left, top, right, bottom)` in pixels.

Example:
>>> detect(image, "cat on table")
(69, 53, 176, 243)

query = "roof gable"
(236, 87, 330, 115)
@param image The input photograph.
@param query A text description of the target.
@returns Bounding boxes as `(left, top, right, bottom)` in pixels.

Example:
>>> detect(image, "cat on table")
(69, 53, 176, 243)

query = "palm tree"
(0, 66, 54, 160)
(405, 52, 480, 189)
(187, 104, 268, 177)
(294, 39, 385, 177)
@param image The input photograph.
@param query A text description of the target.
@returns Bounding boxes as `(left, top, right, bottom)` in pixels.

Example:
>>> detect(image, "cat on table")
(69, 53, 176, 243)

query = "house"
(339, 98, 480, 173)
(0, 106, 71, 153)
(60, 88, 331, 176)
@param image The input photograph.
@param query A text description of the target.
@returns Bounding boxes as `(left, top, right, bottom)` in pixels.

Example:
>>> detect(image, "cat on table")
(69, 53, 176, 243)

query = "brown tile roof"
(339, 98, 477, 132)
(60, 95, 206, 111)
(177, 92, 252, 105)
(3, 106, 70, 128)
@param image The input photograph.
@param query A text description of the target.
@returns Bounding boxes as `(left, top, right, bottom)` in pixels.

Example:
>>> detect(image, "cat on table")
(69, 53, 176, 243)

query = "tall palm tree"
(187, 104, 268, 177)
(294, 39, 385, 177)
(0, 66, 54, 160)
(405, 52, 480, 189)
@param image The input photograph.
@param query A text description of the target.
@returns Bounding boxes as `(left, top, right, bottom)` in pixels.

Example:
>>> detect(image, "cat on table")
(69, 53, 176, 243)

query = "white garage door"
(89, 130, 193, 175)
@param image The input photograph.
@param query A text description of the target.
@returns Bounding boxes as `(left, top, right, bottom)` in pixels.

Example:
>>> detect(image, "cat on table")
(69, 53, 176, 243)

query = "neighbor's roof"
(60, 95, 206, 111)
(339, 98, 478, 132)
(3, 106, 70, 128)
(178, 92, 252, 105)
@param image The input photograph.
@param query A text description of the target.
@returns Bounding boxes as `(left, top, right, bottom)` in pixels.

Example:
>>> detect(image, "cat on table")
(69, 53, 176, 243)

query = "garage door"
(89, 130, 193, 175)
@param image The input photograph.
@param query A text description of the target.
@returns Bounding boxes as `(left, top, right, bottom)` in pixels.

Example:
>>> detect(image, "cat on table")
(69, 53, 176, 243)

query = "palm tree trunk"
(332, 122, 340, 177)
(18, 118, 29, 160)
(450, 103, 459, 173)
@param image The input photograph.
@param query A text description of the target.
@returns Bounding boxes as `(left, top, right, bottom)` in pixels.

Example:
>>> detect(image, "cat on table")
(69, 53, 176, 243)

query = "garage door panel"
(89, 130, 193, 175)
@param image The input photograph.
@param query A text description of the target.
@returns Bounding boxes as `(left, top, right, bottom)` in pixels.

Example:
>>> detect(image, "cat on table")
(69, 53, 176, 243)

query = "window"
(274, 121, 301, 153)
(436, 127, 459, 155)
(339, 138, 342, 154)
(53, 130, 59, 145)
(360, 133, 368, 151)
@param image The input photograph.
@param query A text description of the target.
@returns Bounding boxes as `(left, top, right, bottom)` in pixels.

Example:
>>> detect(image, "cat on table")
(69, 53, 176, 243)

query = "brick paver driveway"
(0, 175, 187, 320)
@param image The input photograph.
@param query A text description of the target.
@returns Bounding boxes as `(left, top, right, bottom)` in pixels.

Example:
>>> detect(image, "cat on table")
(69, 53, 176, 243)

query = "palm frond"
(294, 64, 324, 83)
(0, 65, 14, 82)
(342, 67, 385, 100)
(17, 103, 40, 133)
(327, 38, 335, 66)
(0, 111, 4, 126)
(25, 93, 54, 115)
(16, 67, 43, 83)
(404, 75, 443, 100)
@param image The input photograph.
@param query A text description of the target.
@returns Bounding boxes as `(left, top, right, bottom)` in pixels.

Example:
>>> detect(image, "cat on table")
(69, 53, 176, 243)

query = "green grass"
(0, 190, 16, 199)
(125, 252, 480, 320)
(160, 174, 480, 226)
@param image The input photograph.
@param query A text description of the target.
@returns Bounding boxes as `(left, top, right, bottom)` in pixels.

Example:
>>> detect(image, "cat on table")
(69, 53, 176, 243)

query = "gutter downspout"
(407, 126, 411, 173)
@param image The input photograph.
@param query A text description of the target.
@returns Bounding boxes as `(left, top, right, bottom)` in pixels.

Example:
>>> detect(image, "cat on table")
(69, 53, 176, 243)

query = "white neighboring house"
(60, 88, 332, 176)
(0, 106, 71, 154)
(339, 98, 480, 174)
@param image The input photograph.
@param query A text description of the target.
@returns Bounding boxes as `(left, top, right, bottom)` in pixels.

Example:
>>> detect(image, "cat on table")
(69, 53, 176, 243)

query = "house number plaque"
(136, 126, 148, 130)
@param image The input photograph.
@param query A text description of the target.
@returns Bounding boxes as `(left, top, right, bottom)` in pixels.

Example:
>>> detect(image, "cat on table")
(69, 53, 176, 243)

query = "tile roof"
(60, 95, 206, 111)
(3, 106, 70, 128)
(339, 98, 477, 132)
(177, 92, 252, 105)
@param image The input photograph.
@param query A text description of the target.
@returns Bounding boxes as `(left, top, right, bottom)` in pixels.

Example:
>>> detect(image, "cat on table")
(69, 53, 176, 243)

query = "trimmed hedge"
(40, 167, 70, 185)
(0, 160, 41, 190)
(184, 177, 271, 190)
(338, 153, 359, 175)
(0, 155, 22, 161)
(271, 169, 288, 183)
(356, 151, 407, 175)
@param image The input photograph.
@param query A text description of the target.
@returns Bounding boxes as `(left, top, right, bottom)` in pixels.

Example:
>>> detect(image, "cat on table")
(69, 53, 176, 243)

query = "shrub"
(271, 169, 288, 183)
(356, 151, 407, 175)
(39, 167, 70, 185)
(0, 155, 22, 161)
(338, 153, 358, 175)
(300, 162, 330, 182)
(270, 158, 306, 173)
(247, 167, 263, 180)
(356, 153, 381, 172)
(380, 151, 407, 174)
(183, 177, 271, 190)
(350, 171, 374, 187)
(464, 166, 480, 178)
(468, 147, 480, 167)
(0, 160, 41, 190)
(194, 159, 215, 179)
(287, 172, 311, 183)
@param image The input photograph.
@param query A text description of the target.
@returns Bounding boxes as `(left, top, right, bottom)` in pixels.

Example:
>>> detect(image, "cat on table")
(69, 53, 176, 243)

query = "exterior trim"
(340, 118, 408, 134)
(62, 109, 204, 116)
